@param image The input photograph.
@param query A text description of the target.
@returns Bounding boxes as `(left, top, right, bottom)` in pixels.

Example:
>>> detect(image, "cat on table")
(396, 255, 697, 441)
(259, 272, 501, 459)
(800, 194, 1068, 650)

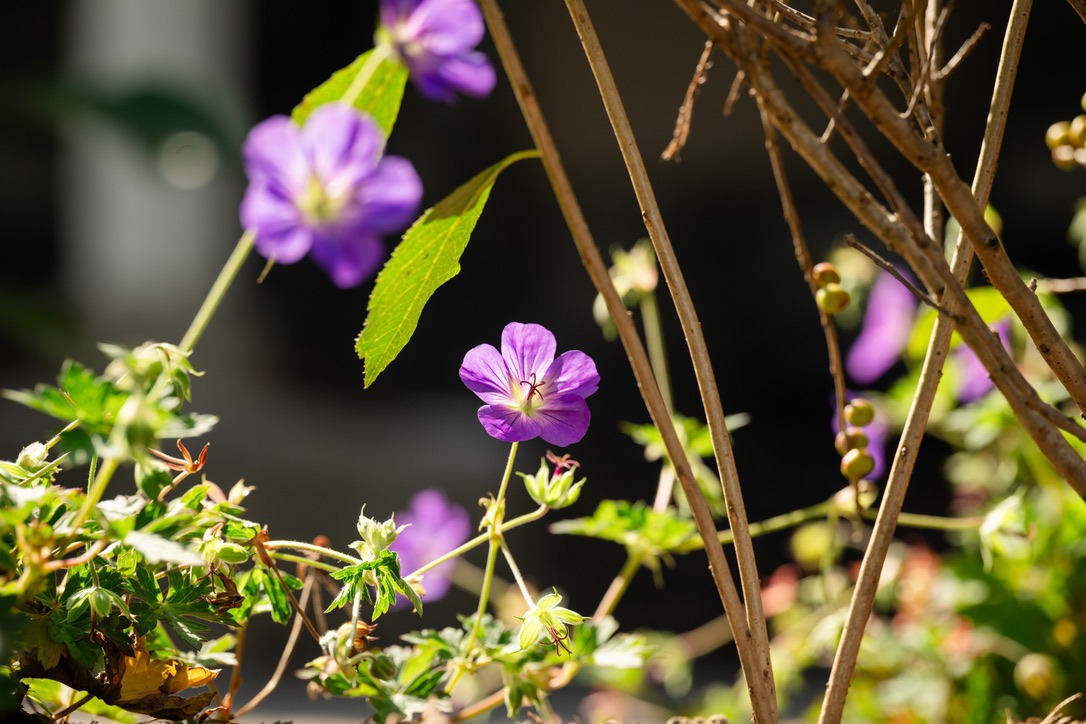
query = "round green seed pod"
(816, 284, 851, 315)
(812, 262, 841, 287)
(840, 448, 875, 480)
(1045, 120, 1071, 150)
(1053, 144, 1078, 171)
(1071, 115, 1086, 147)
(835, 427, 869, 455)
(844, 398, 876, 426)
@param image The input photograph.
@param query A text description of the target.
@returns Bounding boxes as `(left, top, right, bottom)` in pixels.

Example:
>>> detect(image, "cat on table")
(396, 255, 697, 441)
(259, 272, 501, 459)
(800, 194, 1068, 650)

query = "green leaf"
(357, 150, 540, 386)
(291, 49, 408, 137)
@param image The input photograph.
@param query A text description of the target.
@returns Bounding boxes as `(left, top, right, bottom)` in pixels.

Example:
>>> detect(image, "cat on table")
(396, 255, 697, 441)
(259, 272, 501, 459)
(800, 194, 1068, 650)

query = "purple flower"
(390, 489, 470, 602)
(460, 323, 599, 446)
(846, 272, 918, 384)
(378, 0, 497, 103)
(954, 319, 1012, 403)
(240, 103, 422, 288)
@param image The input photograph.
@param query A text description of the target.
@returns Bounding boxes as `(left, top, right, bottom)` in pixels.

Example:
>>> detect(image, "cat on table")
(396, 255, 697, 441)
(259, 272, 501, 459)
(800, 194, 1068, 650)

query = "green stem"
(451, 442, 519, 690)
(498, 538, 535, 607)
(268, 551, 341, 575)
(639, 290, 672, 412)
(890, 511, 984, 531)
(406, 504, 548, 579)
(592, 550, 644, 621)
(67, 456, 115, 535)
(178, 230, 255, 357)
(265, 540, 364, 567)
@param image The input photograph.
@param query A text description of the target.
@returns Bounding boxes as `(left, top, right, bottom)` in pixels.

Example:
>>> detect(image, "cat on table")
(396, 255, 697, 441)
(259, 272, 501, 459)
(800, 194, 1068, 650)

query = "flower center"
(296, 174, 344, 226)
(517, 373, 546, 413)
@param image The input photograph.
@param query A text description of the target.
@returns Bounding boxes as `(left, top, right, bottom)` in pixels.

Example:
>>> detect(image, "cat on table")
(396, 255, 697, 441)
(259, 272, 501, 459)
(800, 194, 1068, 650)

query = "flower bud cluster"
(836, 398, 877, 483)
(813, 261, 851, 316)
(519, 454, 586, 509)
(352, 507, 407, 560)
(1045, 93, 1086, 170)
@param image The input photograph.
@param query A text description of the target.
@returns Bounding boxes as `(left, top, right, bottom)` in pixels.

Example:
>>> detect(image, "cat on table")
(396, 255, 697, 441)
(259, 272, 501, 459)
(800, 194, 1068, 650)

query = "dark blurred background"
(2, 1, 1084, 718)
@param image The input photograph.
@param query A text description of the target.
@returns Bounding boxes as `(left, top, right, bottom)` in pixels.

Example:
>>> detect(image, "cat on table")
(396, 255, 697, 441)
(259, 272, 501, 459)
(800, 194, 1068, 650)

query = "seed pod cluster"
(838, 398, 877, 482)
(813, 261, 851, 316)
(1045, 93, 1086, 170)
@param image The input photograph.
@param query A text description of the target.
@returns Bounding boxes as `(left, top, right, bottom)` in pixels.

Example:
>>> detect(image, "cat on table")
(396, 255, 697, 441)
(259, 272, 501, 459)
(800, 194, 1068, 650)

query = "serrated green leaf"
(292, 48, 408, 137)
(125, 530, 204, 566)
(357, 150, 540, 386)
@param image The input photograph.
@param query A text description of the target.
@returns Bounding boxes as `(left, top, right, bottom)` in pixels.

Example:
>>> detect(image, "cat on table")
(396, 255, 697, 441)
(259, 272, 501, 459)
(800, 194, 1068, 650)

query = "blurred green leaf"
(292, 48, 408, 137)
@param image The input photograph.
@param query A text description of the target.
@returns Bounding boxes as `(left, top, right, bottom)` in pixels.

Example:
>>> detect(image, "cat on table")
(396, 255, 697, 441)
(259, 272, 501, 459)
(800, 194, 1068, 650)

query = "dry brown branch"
(844, 235, 954, 315)
(479, 1, 776, 720)
(563, 0, 777, 716)
(934, 21, 991, 80)
(1066, 0, 1086, 24)
(662, 41, 714, 161)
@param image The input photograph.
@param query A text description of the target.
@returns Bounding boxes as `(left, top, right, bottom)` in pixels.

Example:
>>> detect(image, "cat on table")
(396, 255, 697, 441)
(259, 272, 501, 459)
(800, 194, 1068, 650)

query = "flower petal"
(242, 115, 309, 196)
(421, 53, 496, 101)
(545, 350, 599, 399)
(350, 156, 423, 234)
(408, 0, 486, 55)
(501, 323, 556, 387)
(303, 104, 382, 196)
(477, 405, 542, 443)
(535, 394, 591, 447)
(519, 616, 544, 650)
(955, 319, 1011, 403)
(241, 182, 313, 264)
(846, 273, 917, 384)
(308, 232, 386, 288)
(460, 344, 512, 404)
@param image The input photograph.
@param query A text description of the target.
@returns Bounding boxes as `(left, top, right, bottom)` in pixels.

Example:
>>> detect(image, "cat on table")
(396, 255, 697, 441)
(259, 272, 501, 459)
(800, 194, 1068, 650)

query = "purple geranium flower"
(846, 272, 918, 384)
(240, 103, 422, 288)
(378, 0, 497, 103)
(390, 490, 470, 602)
(460, 323, 599, 446)
(954, 319, 1012, 403)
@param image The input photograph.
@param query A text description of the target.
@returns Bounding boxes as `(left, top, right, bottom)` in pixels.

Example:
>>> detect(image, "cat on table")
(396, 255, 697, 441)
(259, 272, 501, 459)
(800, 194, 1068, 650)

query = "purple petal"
(545, 350, 599, 399)
(846, 272, 917, 384)
(460, 344, 513, 404)
(391, 489, 470, 602)
(407, 0, 486, 55)
(242, 115, 308, 196)
(955, 319, 1011, 403)
(308, 231, 385, 288)
(536, 395, 591, 447)
(241, 182, 312, 264)
(418, 53, 496, 102)
(501, 323, 556, 387)
(302, 104, 382, 197)
(349, 155, 423, 234)
(478, 404, 542, 443)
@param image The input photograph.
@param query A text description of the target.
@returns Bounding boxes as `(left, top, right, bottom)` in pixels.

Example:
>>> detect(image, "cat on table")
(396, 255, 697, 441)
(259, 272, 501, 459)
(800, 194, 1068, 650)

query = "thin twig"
(477, 2, 774, 719)
(820, 0, 1035, 718)
(933, 22, 991, 80)
(1033, 277, 1086, 294)
(844, 235, 957, 317)
(562, 0, 777, 716)
(1065, 0, 1086, 25)
(663, 41, 714, 161)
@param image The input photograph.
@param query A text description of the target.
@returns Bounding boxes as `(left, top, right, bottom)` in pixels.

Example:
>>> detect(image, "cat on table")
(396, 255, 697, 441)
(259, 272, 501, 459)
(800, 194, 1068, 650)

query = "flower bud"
(834, 428, 869, 455)
(840, 448, 874, 481)
(844, 398, 875, 427)
(1053, 144, 1078, 171)
(216, 542, 250, 565)
(520, 458, 586, 509)
(16, 442, 49, 473)
(812, 262, 841, 287)
(1071, 115, 1086, 147)
(815, 284, 851, 315)
(366, 652, 397, 681)
(354, 508, 407, 558)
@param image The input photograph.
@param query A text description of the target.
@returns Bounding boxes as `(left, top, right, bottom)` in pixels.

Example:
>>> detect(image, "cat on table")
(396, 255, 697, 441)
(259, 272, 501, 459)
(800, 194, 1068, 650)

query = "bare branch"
(663, 41, 714, 161)
(934, 22, 991, 80)
(844, 234, 957, 316)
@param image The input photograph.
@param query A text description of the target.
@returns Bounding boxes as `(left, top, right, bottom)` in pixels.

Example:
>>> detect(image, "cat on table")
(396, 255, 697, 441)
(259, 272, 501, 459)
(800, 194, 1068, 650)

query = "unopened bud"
(840, 448, 875, 481)
(844, 398, 875, 427)
(1045, 121, 1071, 150)
(816, 284, 851, 315)
(834, 428, 869, 455)
(812, 262, 841, 287)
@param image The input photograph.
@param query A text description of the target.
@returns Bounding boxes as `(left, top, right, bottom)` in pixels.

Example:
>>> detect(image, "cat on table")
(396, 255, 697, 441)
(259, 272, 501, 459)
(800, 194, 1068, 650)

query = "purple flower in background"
(390, 490, 470, 602)
(954, 319, 1012, 403)
(378, 0, 497, 103)
(240, 103, 422, 288)
(460, 323, 599, 446)
(846, 272, 918, 384)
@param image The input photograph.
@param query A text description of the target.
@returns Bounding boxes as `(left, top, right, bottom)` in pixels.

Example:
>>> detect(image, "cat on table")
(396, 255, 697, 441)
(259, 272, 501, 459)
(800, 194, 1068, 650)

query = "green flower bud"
(815, 284, 851, 315)
(1053, 144, 1078, 171)
(844, 398, 875, 427)
(16, 442, 49, 473)
(216, 542, 250, 565)
(1071, 115, 1086, 147)
(840, 448, 874, 481)
(366, 652, 397, 681)
(812, 262, 841, 287)
(834, 428, 869, 455)
(354, 507, 406, 557)
(1045, 120, 1071, 150)
(520, 457, 586, 509)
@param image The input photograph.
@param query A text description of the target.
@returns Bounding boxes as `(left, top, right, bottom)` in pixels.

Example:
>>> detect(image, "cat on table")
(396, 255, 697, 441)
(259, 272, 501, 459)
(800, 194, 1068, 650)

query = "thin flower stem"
(592, 551, 643, 621)
(640, 290, 672, 414)
(478, 3, 771, 717)
(234, 573, 315, 718)
(560, 1, 775, 714)
(178, 230, 255, 357)
(66, 456, 115, 537)
(498, 538, 535, 607)
(407, 504, 547, 579)
(339, 43, 393, 110)
(454, 441, 519, 690)
(820, 1, 1032, 719)
(264, 540, 364, 567)
(269, 551, 341, 575)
